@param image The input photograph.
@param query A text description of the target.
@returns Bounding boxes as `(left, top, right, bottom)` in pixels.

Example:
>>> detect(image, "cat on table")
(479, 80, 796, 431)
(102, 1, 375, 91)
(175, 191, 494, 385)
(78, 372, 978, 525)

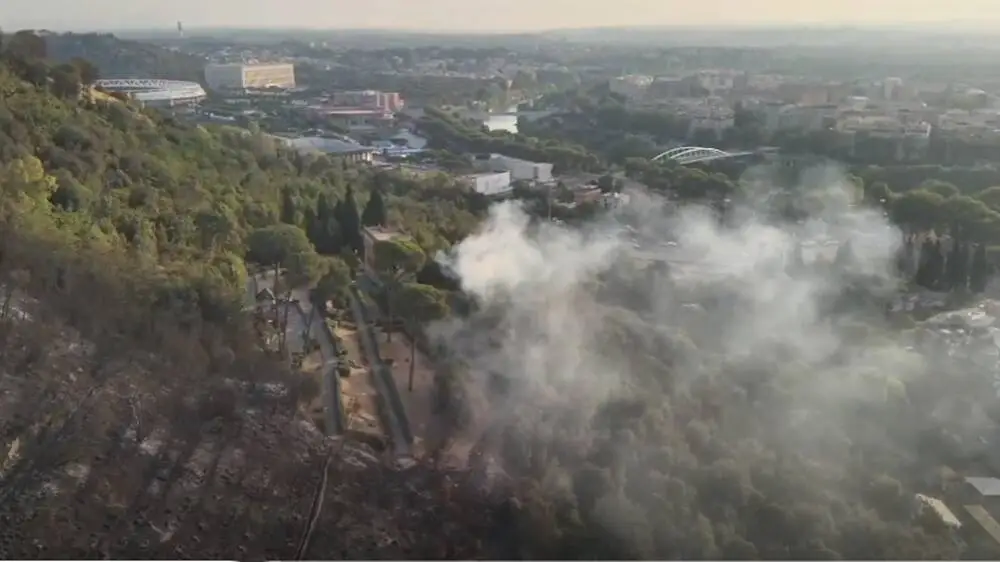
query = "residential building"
(462, 172, 512, 197)
(204, 63, 296, 91)
(485, 154, 554, 183)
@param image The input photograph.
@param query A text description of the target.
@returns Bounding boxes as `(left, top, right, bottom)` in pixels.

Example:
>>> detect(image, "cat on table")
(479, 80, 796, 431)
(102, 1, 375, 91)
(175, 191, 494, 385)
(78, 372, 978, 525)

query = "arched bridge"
(652, 146, 756, 165)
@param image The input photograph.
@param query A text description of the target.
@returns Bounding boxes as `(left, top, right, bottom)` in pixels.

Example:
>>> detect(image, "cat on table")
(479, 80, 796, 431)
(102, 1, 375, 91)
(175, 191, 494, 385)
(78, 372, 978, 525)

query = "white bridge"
(652, 146, 755, 165)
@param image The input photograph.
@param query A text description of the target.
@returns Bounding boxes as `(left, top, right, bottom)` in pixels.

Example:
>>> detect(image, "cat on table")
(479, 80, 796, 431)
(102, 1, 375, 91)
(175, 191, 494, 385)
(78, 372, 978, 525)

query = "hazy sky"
(4, 0, 1000, 32)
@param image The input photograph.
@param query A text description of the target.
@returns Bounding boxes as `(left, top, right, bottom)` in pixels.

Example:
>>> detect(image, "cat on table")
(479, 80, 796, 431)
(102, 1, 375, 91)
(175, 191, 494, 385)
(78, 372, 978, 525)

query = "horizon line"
(19, 20, 1000, 36)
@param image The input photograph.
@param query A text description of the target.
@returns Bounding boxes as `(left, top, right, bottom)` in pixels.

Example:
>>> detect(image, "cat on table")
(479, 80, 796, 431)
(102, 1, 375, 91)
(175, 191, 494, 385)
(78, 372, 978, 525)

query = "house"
(476, 154, 554, 183)
(361, 226, 407, 279)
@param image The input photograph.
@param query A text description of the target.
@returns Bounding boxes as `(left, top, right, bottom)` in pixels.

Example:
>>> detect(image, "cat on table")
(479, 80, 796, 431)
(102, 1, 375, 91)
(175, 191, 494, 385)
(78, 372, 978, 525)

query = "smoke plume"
(429, 165, 990, 556)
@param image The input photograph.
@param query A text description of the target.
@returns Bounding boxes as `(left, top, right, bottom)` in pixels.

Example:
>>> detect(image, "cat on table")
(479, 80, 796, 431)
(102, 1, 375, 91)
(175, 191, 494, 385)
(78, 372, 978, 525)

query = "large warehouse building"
(204, 63, 296, 91)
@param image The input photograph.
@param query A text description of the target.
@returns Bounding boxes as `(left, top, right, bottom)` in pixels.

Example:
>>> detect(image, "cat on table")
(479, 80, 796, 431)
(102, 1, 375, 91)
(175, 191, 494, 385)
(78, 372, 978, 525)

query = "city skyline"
(4, 0, 1000, 34)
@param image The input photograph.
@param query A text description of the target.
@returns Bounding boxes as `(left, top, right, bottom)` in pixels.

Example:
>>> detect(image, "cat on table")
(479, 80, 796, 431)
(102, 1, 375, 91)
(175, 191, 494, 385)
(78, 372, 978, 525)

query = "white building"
(462, 172, 512, 197)
(609, 75, 653, 99)
(204, 63, 296, 91)
(487, 154, 554, 183)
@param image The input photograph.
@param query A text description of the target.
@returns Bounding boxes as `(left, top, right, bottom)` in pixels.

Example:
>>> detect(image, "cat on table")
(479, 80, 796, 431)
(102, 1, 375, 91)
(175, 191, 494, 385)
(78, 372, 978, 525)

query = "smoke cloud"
(437, 169, 908, 421)
(429, 165, 992, 556)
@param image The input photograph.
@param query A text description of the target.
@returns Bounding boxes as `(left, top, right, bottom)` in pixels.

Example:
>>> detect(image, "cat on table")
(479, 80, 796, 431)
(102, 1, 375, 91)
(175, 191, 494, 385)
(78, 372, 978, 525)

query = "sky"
(3, 0, 1000, 33)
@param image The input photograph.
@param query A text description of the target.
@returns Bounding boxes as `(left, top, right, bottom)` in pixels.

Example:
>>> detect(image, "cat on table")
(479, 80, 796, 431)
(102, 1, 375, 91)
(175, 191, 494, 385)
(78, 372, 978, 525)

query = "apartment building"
(332, 90, 405, 112)
(204, 63, 296, 91)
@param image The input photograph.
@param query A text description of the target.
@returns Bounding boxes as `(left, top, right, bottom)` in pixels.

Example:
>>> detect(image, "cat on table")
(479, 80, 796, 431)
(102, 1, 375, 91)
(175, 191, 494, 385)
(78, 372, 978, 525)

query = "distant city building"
(204, 63, 296, 91)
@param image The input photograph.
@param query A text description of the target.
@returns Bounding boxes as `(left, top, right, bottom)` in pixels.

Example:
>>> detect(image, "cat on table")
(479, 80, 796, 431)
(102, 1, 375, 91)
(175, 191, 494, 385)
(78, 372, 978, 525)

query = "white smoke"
(424, 166, 1000, 558)
(436, 170, 912, 429)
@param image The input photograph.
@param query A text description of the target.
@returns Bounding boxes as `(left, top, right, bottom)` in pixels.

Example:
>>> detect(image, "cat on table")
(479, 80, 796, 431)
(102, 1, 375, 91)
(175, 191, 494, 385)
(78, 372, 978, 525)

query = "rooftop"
(363, 225, 405, 242)
(967, 477, 1000, 496)
(915, 494, 962, 528)
(278, 136, 375, 155)
(309, 106, 393, 117)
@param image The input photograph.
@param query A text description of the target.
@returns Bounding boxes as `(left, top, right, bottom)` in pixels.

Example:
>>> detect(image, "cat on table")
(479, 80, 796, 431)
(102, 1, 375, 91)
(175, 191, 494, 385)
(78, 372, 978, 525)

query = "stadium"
(92, 78, 207, 108)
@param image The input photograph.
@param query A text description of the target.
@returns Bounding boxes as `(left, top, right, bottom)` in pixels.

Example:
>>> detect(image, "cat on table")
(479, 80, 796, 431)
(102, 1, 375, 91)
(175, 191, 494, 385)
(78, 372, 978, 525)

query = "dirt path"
(334, 321, 383, 437)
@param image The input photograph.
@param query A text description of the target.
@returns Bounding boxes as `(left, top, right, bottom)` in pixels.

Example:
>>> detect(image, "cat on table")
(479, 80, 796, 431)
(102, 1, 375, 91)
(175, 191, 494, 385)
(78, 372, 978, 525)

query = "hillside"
(44, 32, 207, 82)
(0, 41, 506, 559)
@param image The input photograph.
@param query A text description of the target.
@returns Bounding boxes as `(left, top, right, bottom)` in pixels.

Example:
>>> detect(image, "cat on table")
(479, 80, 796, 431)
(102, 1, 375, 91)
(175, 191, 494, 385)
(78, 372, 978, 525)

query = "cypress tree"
(280, 188, 296, 225)
(361, 189, 388, 227)
(316, 192, 333, 225)
(338, 186, 362, 253)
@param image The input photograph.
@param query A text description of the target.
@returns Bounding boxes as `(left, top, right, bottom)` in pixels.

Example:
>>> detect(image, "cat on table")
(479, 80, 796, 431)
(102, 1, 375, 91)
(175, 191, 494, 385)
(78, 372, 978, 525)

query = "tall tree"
(361, 189, 388, 227)
(316, 192, 333, 225)
(372, 238, 426, 344)
(280, 188, 296, 225)
(915, 239, 946, 290)
(337, 186, 362, 253)
(392, 282, 449, 391)
(970, 244, 990, 293)
(945, 241, 970, 291)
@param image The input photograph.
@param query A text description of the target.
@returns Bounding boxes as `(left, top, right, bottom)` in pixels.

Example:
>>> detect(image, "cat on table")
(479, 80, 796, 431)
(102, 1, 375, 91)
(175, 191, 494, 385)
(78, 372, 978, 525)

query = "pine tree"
(362, 189, 387, 227)
(971, 244, 990, 293)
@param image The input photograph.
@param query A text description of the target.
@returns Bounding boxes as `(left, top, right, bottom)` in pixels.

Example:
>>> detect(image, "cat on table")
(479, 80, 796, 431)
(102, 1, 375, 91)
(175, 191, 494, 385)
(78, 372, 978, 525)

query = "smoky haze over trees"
(430, 168, 1000, 559)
